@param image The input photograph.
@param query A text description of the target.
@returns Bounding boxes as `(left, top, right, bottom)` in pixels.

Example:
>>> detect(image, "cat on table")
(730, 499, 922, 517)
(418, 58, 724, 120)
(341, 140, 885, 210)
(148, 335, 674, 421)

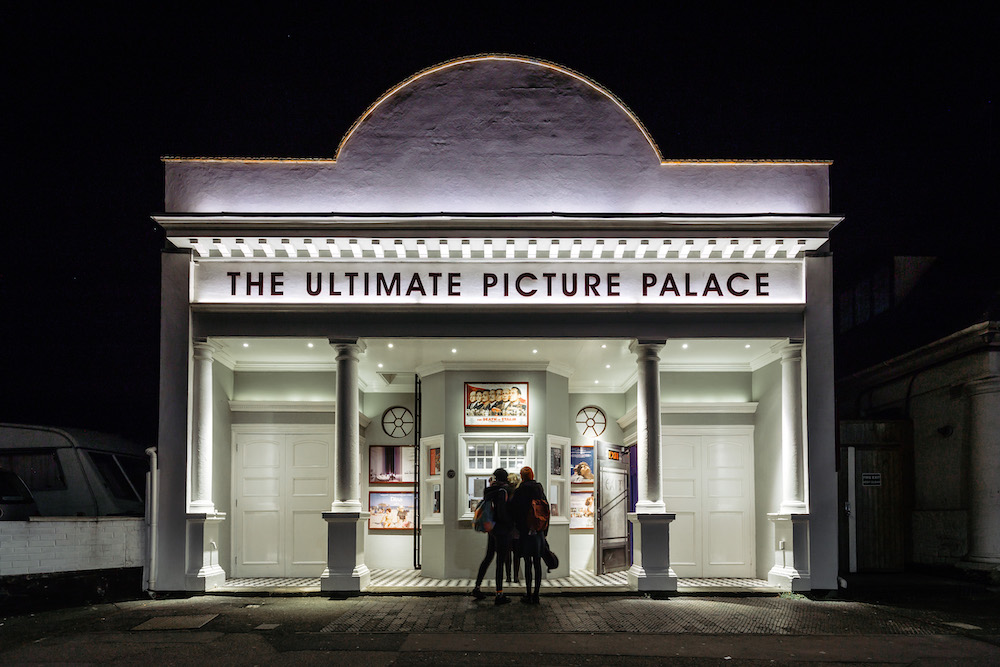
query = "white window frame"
(420, 434, 445, 525)
(458, 432, 534, 521)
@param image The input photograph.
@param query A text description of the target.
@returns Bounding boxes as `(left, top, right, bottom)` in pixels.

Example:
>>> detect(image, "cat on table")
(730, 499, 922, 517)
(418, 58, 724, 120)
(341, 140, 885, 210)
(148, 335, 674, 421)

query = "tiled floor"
(213, 570, 779, 594)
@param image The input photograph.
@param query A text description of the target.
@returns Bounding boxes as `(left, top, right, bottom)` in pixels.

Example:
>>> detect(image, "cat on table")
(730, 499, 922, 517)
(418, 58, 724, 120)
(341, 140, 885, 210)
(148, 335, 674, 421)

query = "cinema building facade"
(151, 56, 841, 593)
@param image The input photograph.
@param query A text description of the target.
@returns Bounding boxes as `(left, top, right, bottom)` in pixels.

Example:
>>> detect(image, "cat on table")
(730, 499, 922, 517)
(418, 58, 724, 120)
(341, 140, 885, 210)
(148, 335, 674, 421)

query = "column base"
(185, 512, 227, 591)
(627, 513, 678, 592)
(957, 558, 1000, 576)
(320, 511, 371, 592)
(767, 513, 811, 591)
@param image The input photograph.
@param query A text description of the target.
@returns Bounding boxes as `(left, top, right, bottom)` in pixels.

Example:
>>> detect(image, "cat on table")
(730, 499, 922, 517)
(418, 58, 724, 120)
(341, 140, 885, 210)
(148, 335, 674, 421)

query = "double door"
(232, 428, 334, 577)
(663, 428, 755, 578)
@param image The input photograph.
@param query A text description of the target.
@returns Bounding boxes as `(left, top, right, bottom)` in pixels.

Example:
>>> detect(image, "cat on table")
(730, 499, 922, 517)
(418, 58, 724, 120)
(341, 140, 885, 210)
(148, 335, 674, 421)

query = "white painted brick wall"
(0, 517, 146, 576)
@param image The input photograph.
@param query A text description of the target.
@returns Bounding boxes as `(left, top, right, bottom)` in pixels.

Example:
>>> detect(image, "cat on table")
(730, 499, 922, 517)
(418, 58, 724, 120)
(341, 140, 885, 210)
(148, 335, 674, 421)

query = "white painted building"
(151, 56, 841, 593)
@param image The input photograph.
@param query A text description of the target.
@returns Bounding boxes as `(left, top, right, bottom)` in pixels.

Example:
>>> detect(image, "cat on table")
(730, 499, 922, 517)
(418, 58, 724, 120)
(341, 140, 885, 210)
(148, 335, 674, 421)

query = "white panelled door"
(662, 427, 755, 577)
(233, 428, 334, 577)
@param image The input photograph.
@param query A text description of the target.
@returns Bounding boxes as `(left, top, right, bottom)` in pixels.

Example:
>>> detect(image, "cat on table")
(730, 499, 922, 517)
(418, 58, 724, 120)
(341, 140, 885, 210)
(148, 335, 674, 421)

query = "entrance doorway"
(232, 427, 334, 577)
(663, 427, 756, 578)
(594, 440, 629, 574)
(839, 420, 911, 573)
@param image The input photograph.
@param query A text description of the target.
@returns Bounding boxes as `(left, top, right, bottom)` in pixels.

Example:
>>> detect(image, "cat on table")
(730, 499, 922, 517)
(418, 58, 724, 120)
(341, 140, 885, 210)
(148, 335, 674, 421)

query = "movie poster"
(570, 445, 595, 483)
(464, 382, 528, 427)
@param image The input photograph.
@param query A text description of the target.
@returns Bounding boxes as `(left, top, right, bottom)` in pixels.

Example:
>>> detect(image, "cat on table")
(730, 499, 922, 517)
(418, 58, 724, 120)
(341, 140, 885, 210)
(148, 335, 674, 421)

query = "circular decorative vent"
(381, 406, 414, 438)
(576, 406, 607, 437)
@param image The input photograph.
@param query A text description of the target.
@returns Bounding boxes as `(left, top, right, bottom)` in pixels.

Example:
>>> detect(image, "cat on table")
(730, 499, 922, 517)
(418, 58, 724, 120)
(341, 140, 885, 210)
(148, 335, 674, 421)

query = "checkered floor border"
(215, 571, 776, 592)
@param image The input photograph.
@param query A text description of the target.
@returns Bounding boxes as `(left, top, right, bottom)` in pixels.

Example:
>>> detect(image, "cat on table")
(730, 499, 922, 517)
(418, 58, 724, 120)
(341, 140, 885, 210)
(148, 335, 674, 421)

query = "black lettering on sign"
(483, 273, 498, 296)
(377, 272, 400, 296)
(516, 273, 537, 297)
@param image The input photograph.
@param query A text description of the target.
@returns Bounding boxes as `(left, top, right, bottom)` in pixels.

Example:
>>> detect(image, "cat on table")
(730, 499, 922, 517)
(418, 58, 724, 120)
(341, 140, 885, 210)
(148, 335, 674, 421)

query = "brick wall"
(0, 517, 146, 576)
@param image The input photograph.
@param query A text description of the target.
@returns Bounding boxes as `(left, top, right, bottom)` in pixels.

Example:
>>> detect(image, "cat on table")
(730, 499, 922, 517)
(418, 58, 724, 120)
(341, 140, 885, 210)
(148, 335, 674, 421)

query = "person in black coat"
(509, 465, 548, 604)
(471, 468, 515, 605)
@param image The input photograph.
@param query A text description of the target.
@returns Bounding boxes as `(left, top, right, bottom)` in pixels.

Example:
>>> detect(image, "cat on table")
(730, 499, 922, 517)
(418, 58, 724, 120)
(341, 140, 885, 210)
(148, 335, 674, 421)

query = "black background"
(2, 4, 995, 442)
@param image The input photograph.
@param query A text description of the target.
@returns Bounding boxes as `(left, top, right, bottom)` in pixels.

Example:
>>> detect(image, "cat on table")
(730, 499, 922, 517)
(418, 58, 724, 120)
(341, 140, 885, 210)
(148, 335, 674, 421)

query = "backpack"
(473, 488, 505, 533)
(528, 497, 550, 533)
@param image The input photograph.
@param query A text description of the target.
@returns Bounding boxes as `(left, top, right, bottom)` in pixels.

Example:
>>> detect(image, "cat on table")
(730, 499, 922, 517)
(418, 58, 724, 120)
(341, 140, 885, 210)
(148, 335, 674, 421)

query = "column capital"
(193, 339, 216, 359)
(629, 339, 666, 356)
(328, 338, 367, 354)
(777, 339, 804, 361)
(965, 375, 1000, 397)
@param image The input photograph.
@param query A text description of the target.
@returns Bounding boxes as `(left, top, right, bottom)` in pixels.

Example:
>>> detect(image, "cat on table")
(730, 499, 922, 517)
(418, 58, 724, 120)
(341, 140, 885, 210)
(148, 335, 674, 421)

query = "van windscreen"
(0, 469, 35, 503)
(87, 451, 141, 502)
(0, 450, 66, 492)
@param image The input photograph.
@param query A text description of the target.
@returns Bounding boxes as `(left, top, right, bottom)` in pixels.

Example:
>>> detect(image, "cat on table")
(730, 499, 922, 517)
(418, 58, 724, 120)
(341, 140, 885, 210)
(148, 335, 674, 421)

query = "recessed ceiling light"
(601, 344, 607, 349)
(532, 349, 538, 354)
(243, 343, 249, 348)
(452, 348, 457, 354)
(387, 343, 394, 348)
(605, 364, 611, 369)
(745, 344, 751, 349)
(594, 380, 599, 384)
(307, 343, 314, 348)
(378, 363, 383, 368)
(682, 343, 688, 349)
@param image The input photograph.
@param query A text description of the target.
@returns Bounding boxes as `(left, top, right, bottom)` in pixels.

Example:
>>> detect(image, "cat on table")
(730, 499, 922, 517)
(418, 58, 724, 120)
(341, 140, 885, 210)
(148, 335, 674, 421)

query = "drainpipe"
(145, 447, 158, 593)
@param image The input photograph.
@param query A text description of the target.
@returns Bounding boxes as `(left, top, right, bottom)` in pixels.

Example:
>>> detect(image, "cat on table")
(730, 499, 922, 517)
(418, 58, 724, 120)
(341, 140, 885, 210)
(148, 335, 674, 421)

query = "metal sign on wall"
(193, 260, 805, 306)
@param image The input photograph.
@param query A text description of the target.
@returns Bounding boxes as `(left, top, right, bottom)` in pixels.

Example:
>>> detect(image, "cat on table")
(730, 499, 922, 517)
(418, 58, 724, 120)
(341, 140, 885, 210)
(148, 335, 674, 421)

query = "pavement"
(1, 572, 999, 665)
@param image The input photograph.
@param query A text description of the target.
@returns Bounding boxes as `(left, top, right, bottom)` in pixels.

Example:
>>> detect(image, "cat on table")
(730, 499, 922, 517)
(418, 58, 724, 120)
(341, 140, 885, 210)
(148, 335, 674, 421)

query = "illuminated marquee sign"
(193, 260, 804, 305)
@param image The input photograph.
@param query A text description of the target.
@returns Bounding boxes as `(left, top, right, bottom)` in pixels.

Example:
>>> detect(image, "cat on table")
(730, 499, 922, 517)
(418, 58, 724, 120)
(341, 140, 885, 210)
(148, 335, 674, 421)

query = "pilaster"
(627, 513, 678, 592)
(185, 512, 227, 590)
(767, 512, 811, 591)
(320, 512, 371, 592)
(961, 376, 1000, 571)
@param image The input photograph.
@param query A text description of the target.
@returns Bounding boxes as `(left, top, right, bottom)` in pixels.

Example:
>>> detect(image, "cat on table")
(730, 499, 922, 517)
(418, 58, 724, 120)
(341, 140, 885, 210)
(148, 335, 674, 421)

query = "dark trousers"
(521, 532, 543, 599)
(505, 538, 521, 582)
(475, 531, 511, 593)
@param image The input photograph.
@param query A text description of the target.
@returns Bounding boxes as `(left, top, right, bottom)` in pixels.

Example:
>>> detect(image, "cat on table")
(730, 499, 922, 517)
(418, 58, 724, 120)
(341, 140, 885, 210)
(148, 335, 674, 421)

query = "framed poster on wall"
(570, 445, 595, 483)
(368, 492, 416, 530)
(570, 491, 594, 529)
(428, 447, 441, 477)
(464, 382, 528, 427)
(550, 446, 563, 476)
(369, 445, 416, 483)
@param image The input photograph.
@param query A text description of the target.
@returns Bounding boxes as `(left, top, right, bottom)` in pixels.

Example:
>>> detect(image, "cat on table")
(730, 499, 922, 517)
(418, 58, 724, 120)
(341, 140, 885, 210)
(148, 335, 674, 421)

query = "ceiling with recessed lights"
(210, 337, 783, 393)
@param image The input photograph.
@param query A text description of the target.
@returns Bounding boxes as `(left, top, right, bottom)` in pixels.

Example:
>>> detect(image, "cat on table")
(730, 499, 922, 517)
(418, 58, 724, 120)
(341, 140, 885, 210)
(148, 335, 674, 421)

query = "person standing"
(510, 465, 548, 604)
(471, 468, 514, 605)
(505, 472, 522, 584)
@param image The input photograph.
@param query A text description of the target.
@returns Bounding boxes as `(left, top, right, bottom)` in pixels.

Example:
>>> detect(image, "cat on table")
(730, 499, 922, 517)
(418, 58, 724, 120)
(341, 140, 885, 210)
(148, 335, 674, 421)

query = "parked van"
(0, 424, 148, 517)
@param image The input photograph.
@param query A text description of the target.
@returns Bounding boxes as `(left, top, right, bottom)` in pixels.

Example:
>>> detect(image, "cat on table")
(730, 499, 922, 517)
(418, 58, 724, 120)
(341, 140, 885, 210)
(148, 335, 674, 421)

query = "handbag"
(541, 538, 559, 571)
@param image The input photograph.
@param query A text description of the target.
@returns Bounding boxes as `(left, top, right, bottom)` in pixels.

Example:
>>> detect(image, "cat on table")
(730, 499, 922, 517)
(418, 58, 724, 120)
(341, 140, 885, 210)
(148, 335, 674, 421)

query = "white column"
(769, 339, 810, 591)
(322, 338, 370, 592)
(186, 338, 225, 591)
(965, 376, 1000, 567)
(190, 340, 215, 512)
(630, 340, 665, 513)
(330, 339, 365, 512)
(780, 340, 807, 513)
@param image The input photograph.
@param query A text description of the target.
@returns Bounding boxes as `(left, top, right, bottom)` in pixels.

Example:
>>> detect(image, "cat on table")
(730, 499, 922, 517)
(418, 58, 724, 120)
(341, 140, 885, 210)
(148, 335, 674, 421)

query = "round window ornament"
(576, 406, 607, 437)
(381, 406, 414, 438)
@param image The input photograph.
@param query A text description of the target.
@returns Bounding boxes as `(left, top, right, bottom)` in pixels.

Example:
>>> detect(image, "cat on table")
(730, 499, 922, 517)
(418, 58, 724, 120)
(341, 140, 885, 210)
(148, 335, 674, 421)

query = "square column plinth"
(627, 513, 678, 592)
(321, 512, 371, 592)
(768, 513, 811, 591)
(185, 513, 227, 591)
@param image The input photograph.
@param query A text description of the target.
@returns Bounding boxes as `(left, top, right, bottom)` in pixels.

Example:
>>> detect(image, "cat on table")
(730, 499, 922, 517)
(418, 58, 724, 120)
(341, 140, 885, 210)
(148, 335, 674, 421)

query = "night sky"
(2, 5, 995, 442)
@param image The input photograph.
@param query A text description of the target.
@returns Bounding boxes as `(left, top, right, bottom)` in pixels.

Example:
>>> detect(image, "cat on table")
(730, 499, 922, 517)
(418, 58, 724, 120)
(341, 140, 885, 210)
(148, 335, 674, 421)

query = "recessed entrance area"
(204, 335, 784, 587)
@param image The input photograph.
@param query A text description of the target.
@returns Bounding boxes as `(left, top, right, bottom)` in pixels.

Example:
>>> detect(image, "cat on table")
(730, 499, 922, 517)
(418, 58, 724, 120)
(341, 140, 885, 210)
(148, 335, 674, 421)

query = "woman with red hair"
(509, 465, 549, 604)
